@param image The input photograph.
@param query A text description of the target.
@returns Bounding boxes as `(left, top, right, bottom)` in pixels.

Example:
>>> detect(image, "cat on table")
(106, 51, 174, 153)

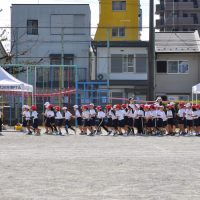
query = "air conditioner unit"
(97, 73, 107, 81)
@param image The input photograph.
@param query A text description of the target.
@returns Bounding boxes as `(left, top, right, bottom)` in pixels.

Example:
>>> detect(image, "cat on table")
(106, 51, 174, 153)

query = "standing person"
(81, 105, 92, 135)
(95, 105, 109, 136)
(89, 103, 97, 134)
(177, 102, 186, 135)
(45, 104, 55, 135)
(126, 104, 135, 135)
(166, 104, 176, 135)
(0, 107, 3, 136)
(43, 102, 50, 134)
(185, 103, 194, 136)
(104, 104, 113, 135)
(62, 107, 76, 135)
(73, 105, 82, 134)
(22, 105, 32, 135)
(54, 106, 63, 135)
(31, 105, 41, 136)
(115, 104, 125, 136)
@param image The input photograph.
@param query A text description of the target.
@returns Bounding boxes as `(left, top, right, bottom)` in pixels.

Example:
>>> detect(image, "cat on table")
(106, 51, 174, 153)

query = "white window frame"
(167, 60, 189, 74)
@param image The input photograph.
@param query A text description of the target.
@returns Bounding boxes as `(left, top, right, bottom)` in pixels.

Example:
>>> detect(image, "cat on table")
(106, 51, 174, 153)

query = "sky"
(0, 0, 159, 51)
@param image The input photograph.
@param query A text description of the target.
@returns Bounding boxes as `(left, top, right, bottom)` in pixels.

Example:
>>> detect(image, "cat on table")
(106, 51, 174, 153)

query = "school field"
(0, 128, 200, 200)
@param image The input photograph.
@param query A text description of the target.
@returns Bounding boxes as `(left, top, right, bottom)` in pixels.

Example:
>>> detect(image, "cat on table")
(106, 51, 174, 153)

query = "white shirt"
(97, 111, 106, 119)
(192, 110, 198, 119)
(82, 110, 90, 119)
(31, 111, 38, 120)
(0, 111, 2, 118)
(160, 110, 167, 121)
(116, 110, 124, 121)
(64, 111, 72, 120)
(127, 109, 134, 118)
(186, 109, 193, 120)
(46, 110, 54, 118)
(90, 109, 96, 117)
(75, 110, 81, 118)
(178, 108, 186, 118)
(109, 110, 117, 120)
(55, 111, 63, 119)
(23, 110, 31, 120)
(166, 110, 173, 119)
(145, 111, 151, 119)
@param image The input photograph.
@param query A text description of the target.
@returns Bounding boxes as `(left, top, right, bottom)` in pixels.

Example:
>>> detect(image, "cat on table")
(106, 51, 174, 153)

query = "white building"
(92, 41, 149, 103)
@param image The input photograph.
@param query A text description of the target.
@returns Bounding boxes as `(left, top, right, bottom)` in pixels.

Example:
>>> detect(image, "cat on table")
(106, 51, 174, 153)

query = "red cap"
(54, 106, 60, 111)
(121, 104, 127, 109)
(81, 105, 88, 110)
(48, 104, 53, 109)
(192, 105, 197, 109)
(31, 105, 37, 111)
(115, 104, 121, 109)
(96, 106, 102, 110)
(106, 104, 112, 109)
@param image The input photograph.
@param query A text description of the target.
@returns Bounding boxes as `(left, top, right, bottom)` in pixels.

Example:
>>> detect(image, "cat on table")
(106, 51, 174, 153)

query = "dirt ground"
(0, 128, 200, 200)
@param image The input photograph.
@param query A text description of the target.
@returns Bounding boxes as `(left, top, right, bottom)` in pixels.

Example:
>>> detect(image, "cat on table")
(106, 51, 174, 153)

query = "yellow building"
(94, 0, 141, 41)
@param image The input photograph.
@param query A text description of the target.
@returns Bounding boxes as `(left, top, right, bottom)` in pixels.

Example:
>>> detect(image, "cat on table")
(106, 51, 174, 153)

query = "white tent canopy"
(0, 66, 33, 92)
(192, 83, 200, 94)
(192, 83, 200, 104)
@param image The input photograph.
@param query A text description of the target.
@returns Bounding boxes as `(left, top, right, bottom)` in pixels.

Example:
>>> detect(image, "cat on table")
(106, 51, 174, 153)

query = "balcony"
(164, 2, 196, 11)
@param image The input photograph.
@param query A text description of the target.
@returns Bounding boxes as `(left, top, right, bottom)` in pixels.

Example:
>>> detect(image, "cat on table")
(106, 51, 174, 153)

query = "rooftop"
(155, 31, 200, 53)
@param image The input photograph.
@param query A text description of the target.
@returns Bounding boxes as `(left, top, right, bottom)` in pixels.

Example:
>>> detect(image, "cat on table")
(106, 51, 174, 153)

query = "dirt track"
(0, 129, 200, 200)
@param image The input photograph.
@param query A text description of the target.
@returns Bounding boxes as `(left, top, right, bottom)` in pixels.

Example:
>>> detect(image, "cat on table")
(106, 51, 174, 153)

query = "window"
(157, 60, 189, 74)
(156, 61, 167, 73)
(112, 27, 125, 37)
(136, 54, 147, 73)
(27, 20, 38, 35)
(183, 13, 188, 17)
(112, 1, 126, 11)
(167, 95, 189, 101)
(111, 54, 135, 73)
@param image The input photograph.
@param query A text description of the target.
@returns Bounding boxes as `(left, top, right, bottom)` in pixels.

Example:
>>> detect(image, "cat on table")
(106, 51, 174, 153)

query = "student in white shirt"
(22, 105, 32, 135)
(73, 105, 83, 134)
(177, 102, 186, 135)
(81, 105, 92, 135)
(185, 103, 193, 135)
(94, 106, 109, 136)
(62, 107, 76, 135)
(89, 103, 97, 134)
(54, 106, 63, 135)
(115, 104, 125, 135)
(31, 105, 41, 136)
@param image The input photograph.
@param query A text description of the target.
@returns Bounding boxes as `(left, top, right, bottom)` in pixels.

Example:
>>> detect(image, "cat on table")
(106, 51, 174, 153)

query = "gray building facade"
(11, 4, 91, 88)
(155, 31, 200, 101)
(156, 0, 200, 33)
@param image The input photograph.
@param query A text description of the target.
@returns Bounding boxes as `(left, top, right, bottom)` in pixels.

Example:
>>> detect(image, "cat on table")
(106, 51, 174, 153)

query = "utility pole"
(148, 0, 155, 101)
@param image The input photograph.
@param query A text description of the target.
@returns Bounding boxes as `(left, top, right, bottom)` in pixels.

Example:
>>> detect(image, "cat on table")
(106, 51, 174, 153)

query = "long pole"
(148, 0, 155, 101)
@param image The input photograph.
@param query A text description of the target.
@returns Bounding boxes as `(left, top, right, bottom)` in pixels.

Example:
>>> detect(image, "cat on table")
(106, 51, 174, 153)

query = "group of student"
(19, 97, 200, 137)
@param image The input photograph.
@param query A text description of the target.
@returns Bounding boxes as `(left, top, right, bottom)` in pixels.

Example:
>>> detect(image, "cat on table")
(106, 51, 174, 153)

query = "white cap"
(89, 103, 94, 106)
(73, 105, 78, 109)
(62, 107, 67, 110)
(170, 102, 175, 105)
(44, 102, 50, 106)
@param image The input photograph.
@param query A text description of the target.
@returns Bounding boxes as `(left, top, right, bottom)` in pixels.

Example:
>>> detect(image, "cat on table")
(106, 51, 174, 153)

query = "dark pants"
(0, 118, 2, 132)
